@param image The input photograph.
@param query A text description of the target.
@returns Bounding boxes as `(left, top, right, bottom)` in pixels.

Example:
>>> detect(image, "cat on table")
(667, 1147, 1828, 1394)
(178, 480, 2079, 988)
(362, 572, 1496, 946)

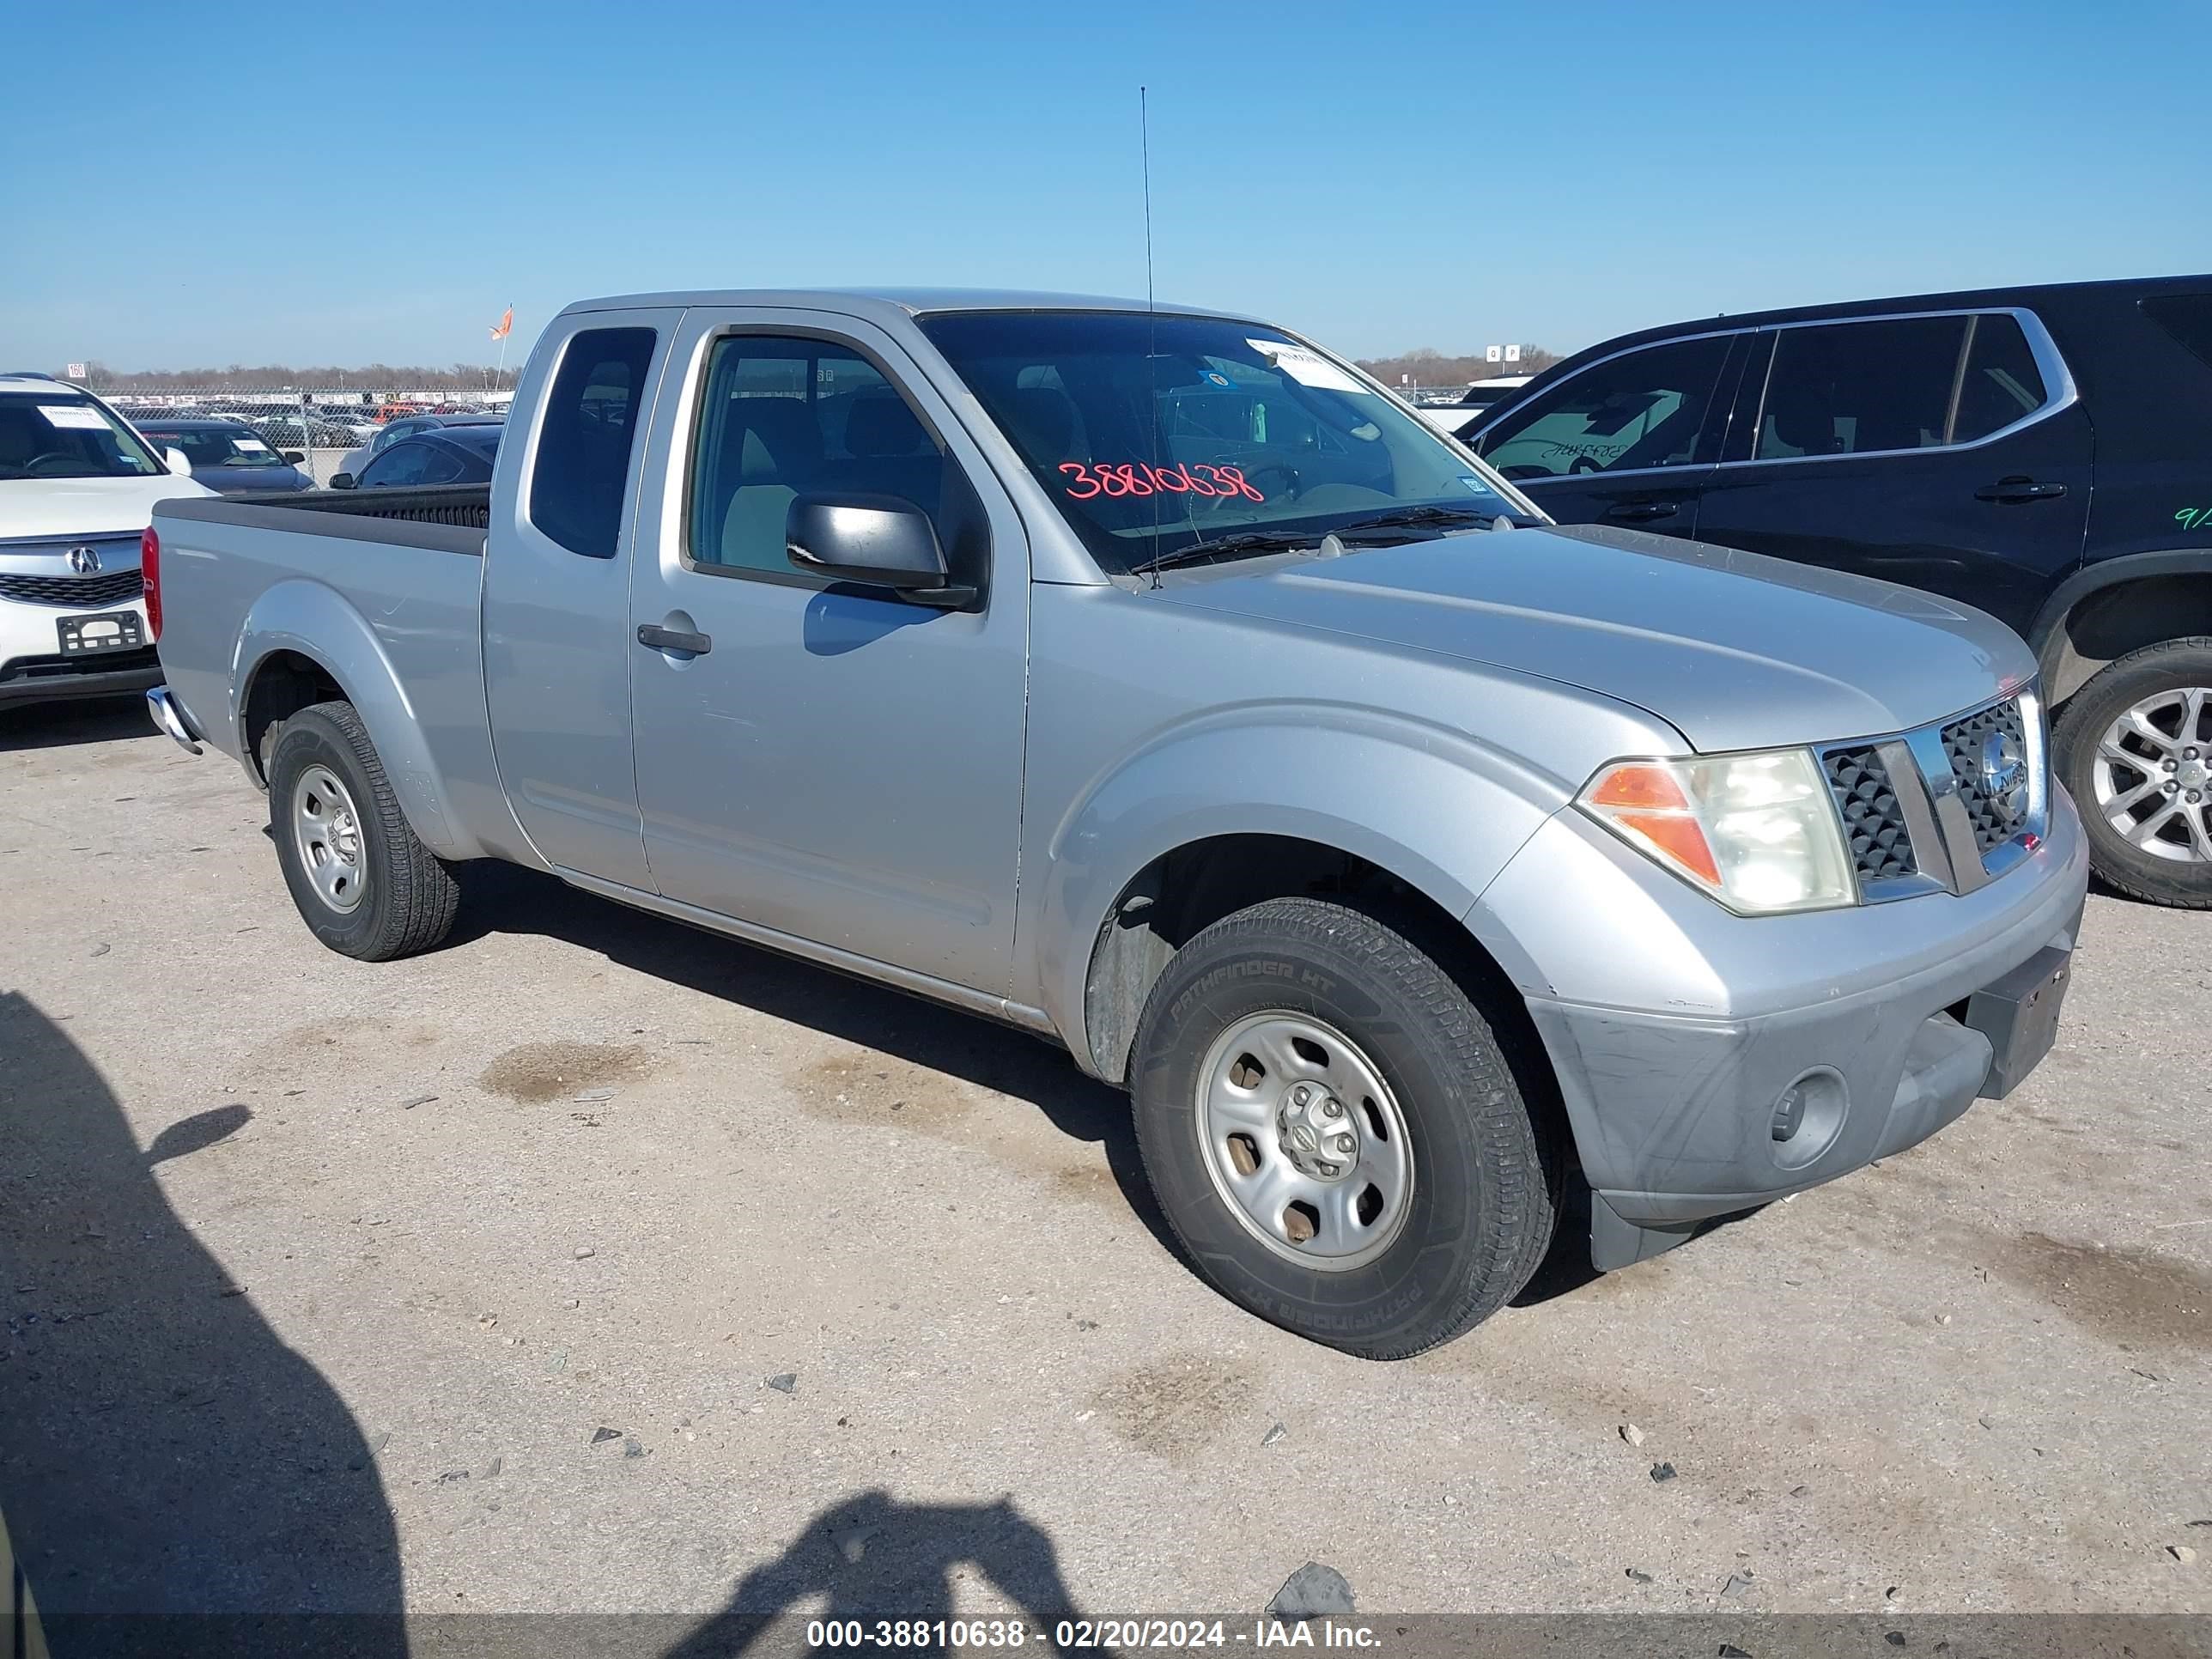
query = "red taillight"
(142, 525, 162, 641)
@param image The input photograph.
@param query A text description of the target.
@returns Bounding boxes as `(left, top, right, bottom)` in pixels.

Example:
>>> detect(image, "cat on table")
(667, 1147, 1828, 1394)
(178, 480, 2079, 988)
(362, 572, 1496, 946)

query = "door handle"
(1976, 477, 2068, 504)
(1603, 500, 1679, 522)
(637, 623, 712, 654)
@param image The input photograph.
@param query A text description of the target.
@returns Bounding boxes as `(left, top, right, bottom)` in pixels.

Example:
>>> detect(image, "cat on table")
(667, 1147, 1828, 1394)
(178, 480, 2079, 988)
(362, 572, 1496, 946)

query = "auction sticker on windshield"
(38, 404, 108, 429)
(1245, 340, 1363, 393)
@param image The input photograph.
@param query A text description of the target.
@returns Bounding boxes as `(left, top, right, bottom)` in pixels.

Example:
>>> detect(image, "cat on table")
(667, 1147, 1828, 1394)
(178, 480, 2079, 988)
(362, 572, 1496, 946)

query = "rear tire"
(265, 700, 459, 959)
(2052, 638, 2212, 908)
(1128, 896, 1559, 1359)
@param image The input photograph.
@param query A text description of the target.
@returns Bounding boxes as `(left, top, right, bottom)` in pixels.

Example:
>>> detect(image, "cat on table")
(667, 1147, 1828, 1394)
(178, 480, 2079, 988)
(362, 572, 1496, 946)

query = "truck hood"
(0, 473, 216, 542)
(1152, 523, 2033, 752)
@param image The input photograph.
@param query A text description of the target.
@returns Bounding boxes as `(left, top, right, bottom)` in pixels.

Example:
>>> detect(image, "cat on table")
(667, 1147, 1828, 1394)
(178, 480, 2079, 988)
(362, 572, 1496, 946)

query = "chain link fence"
(93, 387, 510, 485)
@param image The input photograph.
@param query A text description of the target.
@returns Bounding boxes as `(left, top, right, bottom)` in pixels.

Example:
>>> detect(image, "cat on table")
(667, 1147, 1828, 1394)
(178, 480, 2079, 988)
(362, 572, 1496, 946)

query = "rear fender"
(233, 578, 478, 860)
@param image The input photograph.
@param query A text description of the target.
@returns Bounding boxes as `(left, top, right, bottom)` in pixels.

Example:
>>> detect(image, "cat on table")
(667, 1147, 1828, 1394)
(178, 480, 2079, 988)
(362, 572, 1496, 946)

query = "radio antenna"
(1140, 84, 1164, 586)
(1140, 85, 1156, 312)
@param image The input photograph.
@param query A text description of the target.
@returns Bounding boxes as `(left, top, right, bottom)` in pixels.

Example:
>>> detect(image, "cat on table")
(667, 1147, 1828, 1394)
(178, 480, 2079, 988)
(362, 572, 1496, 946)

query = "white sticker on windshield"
(1247, 339, 1364, 394)
(38, 404, 108, 430)
(234, 437, 271, 452)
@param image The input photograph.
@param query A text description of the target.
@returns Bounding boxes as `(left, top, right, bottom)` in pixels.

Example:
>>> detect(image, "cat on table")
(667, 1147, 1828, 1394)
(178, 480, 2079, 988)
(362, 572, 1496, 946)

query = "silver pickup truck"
(146, 289, 2087, 1358)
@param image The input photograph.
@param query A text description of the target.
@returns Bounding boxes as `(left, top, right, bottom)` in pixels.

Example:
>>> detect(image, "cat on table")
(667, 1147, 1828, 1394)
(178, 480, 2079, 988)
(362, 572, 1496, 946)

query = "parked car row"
(1415, 374, 1533, 440)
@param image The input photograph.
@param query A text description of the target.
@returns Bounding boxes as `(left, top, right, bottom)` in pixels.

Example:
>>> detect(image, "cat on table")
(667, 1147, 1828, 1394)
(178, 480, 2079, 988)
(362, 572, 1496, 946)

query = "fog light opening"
(1769, 1068, 1847, 1171)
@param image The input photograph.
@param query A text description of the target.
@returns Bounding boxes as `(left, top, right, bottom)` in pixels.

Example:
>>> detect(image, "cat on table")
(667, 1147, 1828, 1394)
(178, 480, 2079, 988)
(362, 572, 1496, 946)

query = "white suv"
(0, 374, 213, 710)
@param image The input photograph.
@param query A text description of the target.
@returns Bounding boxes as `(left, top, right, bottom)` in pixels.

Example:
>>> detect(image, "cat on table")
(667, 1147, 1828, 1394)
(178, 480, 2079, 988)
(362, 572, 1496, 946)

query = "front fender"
(233, 579, 479, 860)
(1033, 704, 1573, 1068)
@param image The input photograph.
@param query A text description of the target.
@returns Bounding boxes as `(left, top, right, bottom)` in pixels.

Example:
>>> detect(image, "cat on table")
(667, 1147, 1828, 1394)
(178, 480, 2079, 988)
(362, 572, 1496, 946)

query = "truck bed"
(151, 485, 515, 861)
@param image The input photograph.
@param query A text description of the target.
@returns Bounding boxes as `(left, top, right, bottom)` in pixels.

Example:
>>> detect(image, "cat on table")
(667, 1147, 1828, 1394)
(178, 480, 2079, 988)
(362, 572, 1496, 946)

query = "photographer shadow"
(0, 991, 403, 1657)
(665, 1490, 1091, 1659)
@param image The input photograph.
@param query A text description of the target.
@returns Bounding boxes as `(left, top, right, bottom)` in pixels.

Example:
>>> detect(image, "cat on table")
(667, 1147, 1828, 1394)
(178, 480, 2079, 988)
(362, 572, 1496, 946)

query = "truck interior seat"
(715, 397, 823, 567)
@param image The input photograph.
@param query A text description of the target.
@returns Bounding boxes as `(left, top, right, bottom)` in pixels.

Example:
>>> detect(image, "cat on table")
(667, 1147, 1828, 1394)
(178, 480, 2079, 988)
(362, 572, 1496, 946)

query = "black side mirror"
(282, 449, 306, 464)
(329, 471, 356, 490)
(786, 493, 972, 606)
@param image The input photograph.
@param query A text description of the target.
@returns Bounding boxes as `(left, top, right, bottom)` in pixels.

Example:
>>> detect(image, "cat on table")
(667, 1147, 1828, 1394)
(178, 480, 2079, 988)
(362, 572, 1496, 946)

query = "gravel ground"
(1, 696, 2206, 1642)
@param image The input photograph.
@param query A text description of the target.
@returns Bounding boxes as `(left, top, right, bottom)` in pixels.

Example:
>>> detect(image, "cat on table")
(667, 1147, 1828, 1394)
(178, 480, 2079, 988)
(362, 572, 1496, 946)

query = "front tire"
(2052, 638, 2212, 908)
(1128, 896, 1559, 1359)
(265, 700, 459, 959)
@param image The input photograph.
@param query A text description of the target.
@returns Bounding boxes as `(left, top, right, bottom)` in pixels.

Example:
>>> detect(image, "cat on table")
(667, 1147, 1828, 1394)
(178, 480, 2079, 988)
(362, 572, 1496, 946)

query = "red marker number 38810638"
(1057, 461, 1266, 502)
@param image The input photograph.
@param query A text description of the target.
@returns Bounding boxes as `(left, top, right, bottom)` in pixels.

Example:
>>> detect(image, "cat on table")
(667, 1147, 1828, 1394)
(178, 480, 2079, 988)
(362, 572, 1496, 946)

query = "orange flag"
(489, 306, 514, 342)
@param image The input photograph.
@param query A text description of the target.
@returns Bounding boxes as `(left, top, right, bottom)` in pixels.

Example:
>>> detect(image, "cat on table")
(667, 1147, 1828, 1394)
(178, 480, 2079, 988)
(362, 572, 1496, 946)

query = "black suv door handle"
(637, 623, 712, 654)
(1603, 500, 1679, 522)
(1976, 477, 2069, 504)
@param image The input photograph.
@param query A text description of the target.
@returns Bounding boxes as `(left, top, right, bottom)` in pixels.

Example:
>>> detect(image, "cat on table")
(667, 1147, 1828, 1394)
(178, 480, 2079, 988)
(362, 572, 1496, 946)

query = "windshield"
(0, 392, 163, 482)
(916, 311, 1542, 574)
(146, 427, 287, 468)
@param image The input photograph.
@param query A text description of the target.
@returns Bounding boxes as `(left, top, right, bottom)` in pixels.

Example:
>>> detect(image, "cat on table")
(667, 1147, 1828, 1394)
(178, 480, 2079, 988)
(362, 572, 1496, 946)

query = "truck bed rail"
(156, 488, 488, 556)
(234, 485, 491, 530)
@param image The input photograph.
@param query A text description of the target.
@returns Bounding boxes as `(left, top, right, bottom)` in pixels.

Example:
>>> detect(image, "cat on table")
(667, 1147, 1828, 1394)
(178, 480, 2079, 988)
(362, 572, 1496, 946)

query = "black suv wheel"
(2053, 637, 2212, 908)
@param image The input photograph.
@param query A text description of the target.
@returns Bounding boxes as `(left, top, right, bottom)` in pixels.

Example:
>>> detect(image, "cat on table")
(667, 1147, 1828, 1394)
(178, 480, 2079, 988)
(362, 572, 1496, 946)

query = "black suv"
(1462, 275, 2212, 907)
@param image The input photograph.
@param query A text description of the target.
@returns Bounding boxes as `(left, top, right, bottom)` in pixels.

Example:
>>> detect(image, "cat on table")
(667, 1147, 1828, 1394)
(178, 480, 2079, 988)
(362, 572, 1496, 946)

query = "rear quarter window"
(528, 326, 658, 558)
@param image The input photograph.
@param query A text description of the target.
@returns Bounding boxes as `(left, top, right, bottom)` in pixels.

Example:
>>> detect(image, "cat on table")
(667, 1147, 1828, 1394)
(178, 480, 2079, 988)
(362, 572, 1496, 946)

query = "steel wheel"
(1195, 1011, 1414, 1272)
(2093, 686, 2212, 863)
(290, 763, 367, 913)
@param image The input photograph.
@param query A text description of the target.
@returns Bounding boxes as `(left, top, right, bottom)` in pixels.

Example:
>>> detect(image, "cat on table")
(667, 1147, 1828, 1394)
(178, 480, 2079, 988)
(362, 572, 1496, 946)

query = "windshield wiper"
(1138, 530, 1325, 579)
(1326, 505, 1499, 538)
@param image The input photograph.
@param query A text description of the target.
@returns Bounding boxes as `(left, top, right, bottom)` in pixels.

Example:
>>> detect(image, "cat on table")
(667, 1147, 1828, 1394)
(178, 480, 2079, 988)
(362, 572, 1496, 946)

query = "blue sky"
(4, 0, 2208, 371)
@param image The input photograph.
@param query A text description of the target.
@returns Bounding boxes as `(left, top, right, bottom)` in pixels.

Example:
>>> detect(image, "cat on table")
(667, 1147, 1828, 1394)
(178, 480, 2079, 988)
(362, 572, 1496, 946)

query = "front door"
(1692, 312, 2092, 638)
(1468, 331, 1744, 539)
(625, 311, 1030, 994)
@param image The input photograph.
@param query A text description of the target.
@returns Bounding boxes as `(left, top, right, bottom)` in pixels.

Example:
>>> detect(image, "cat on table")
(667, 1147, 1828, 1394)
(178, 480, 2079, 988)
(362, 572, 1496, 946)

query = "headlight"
(1579, 749, 1855, 915)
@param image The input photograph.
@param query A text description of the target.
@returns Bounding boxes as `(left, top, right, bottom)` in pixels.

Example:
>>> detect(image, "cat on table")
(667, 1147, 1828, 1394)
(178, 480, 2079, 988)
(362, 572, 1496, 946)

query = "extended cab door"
(623, 309, 1030, 994)
(1691, 311, 2092, 638)
(483, 312, 684, 889)
(1465, 331, 1746, 537)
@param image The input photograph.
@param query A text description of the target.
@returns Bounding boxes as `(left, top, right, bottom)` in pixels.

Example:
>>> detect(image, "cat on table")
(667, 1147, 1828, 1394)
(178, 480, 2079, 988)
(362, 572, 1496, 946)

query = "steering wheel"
(1234, 462, 1302, 503)
(1568, 453, 1606, 476)
(23, 453, 79, 477)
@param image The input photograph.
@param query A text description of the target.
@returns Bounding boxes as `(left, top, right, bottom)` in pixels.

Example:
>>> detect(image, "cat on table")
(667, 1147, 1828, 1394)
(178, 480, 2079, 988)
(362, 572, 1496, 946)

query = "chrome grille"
(0, 568, 144, 606)
(1824, 744, 1917, 882)
(1816, 689, 2045, 903)
(1941, 697, 2031, 854)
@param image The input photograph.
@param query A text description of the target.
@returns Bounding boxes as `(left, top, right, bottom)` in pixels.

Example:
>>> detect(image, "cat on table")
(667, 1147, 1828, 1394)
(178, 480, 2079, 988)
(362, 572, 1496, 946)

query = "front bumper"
(1481, 784, 2090, 1270)
(0, 585, 155, 709)
(0, 648, 161, 707)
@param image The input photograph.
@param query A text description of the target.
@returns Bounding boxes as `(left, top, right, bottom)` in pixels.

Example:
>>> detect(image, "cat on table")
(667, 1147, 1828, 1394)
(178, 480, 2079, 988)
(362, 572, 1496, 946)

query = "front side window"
(0, 392, 162, 481)
(1754, 317, 1967, 459)
(529, 325, 656, 558)
(1476, 336, 1732, 480)
(686, 334, 964, 576)
(918, 310, 1538, 575)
